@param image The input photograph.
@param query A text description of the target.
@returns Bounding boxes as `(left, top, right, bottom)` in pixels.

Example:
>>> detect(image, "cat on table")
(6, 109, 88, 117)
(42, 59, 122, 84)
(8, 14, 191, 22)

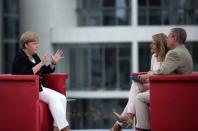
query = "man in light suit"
(135, 28, 193, 131)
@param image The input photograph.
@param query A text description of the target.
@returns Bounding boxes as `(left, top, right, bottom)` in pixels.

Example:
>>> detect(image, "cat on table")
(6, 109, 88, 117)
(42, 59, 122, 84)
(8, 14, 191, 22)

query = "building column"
(132, 0, 138, 26)
(131, 0, 138, 72)
(132, 40, 138, 72)
(19, 0, 52, 56)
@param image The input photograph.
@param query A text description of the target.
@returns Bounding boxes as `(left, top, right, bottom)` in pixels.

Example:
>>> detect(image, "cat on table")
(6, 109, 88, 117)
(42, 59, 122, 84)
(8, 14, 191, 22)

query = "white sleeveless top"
(150, 53, 161, 71)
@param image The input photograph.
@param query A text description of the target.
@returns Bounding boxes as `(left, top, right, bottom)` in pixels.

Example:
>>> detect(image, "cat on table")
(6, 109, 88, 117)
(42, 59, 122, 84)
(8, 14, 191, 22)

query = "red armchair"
(150, 73, 198, 131)
(0, 73, 68, 131)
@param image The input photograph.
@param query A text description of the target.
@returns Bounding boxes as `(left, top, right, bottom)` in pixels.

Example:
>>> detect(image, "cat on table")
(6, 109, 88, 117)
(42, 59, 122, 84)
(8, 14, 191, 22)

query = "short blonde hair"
(152, 33, 168, 61)
(20, 31, 39, 49)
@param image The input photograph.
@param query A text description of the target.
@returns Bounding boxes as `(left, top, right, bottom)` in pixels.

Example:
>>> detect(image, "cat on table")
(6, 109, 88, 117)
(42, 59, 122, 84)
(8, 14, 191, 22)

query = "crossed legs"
(135, 90, 150, 130)
(111, 82, 148, 130)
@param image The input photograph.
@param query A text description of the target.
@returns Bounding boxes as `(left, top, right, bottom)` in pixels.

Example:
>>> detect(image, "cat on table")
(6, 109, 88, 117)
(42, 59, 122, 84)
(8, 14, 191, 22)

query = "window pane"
(186, 42, 198, 71)
(138, 0, 198, 25)
(162, 10, 169, 25)
(176, 9, 185, 25)
(119, 45, 131, 89)
(119, 46, 131, 57)
(2, 0, 19, 73)
(91, 48, 103, 89)
(149, 0, 161, 6)
(162, 0, 169, 6)
(3, 43, 19, 73)
(105, 47, 117, 89)
(68, 99, 128, 129)
(138, 0, 147, 6)
(119, 59, 130, 89)
(68, 47, 90, 90)
(3, 0, 18, 13)
(77, 0, 131, 26)
(116, 9, 130, 25)
(192, 44, 198, 71)
(116, 0, 130, 8)
(138, 42, 151, 72)
(149, 8, 161, 25)
(103, 9, 116, 25)
(54, 43, 131, 91)
(194, 9, 198, 24)
(3, 16, 19, 38)
(77, 11, 87, 26)
(169, 0, 198, 25)
(103, 0, 115, 7)
(89, 0, 100, 9)
(138, 8, 147, 25)
(88, 11, 101, 26)
(81, 0, 89, 9)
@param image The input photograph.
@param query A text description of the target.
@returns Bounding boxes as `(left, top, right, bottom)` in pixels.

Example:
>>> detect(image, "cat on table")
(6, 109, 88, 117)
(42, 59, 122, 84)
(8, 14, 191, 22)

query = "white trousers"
(39, 87, 69, 130)
(117, 81, 148, 125)
(135, 90, 150, 130)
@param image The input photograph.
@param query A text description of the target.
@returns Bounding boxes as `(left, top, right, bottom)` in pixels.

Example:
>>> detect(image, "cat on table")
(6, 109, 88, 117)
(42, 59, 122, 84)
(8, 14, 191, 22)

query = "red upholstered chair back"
(40, 73, 68, 131)
(0, 73, 68, 131)
(150, 73, 198, 131)
(45, 73, 67, 96)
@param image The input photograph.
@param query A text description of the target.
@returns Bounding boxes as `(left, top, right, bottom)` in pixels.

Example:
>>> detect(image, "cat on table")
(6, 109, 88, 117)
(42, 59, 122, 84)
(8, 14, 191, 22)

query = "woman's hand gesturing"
(41, 52, 50, 65)
(51, 49, 64, 65)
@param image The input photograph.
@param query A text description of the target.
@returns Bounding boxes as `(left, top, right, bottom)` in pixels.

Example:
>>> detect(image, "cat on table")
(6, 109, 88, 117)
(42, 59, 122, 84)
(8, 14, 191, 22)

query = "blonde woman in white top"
(111, 33, 168, 131)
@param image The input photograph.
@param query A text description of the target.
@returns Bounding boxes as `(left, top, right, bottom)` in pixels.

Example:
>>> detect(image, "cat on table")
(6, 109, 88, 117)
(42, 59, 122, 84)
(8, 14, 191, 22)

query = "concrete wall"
(19, 0, 77, 57)
(50, 0, 77, 28)
(19, 0, 52, 56)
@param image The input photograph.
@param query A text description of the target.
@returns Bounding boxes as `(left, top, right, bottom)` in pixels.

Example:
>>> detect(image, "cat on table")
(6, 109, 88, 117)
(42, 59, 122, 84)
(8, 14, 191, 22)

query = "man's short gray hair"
(170, 28, 187, 44)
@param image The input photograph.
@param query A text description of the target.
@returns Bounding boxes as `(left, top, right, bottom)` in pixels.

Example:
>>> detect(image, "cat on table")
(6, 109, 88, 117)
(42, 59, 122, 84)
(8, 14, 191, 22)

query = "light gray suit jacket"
(136, 45, 193, 130)
(151, 44, 193, 75)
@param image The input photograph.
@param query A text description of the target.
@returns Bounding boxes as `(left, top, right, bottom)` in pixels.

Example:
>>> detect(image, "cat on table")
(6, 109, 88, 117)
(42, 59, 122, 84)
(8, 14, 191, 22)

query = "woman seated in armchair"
(12, 31, 69, 131)
(111, 33, 169, 131)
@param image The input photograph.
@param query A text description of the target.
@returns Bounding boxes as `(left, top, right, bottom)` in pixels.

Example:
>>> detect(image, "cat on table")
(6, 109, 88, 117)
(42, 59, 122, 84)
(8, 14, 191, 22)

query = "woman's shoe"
(62, 126, 69, 131)
(113, 112, 133, 128)
(53, 127, 59, 131)
(110, 123, 122, 131)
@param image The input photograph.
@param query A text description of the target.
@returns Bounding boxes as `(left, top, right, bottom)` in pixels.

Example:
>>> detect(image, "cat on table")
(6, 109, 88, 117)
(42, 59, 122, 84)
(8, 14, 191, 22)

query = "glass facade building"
(138, 0, 198, 25)
(54, 43, 131, 91)
(1, 0, 19, 73)
(77, 0, 131, 26)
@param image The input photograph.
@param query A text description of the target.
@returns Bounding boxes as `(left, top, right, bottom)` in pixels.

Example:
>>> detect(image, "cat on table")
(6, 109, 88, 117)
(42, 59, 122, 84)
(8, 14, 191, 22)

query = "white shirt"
(150, 53, 161, 71)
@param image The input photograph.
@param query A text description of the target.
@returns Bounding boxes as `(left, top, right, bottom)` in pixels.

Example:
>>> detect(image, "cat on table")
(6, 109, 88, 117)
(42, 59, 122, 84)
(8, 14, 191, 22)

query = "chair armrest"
(0, 74, 40, 131)
(132, 72, 147, 76)
(44, 73, 68, 96)
(150, 74, 198, 81)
